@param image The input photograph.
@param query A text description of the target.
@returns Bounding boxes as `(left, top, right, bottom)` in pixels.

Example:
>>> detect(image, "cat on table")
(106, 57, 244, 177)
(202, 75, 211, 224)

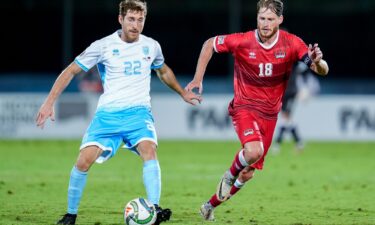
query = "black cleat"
(154, 205, 172, 225)
(56, 213, 77, 225)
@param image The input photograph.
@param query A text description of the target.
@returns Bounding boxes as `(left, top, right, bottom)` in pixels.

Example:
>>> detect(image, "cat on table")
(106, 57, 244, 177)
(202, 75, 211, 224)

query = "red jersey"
(214, 29, 308, 119)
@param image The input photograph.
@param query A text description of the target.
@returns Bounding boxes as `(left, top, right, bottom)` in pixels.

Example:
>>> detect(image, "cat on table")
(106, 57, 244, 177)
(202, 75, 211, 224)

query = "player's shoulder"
(236, 30, 256, 46)
(279, 30, 303, 43)
(217, 31, 254, 47)
(139, 34, 160, 45)
(225, 30, 254, 40)
(88, 31, 120, 48)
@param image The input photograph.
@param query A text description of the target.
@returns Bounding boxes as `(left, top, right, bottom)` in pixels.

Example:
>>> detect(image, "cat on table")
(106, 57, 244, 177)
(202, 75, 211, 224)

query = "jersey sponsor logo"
(275, 50, 286, 59)
(244, 129, 254, 136)
(112, 49, 120, 56)
(217, 35, 226, 45)
(249, 52, 256, 59)
(143, 56, 152, 62)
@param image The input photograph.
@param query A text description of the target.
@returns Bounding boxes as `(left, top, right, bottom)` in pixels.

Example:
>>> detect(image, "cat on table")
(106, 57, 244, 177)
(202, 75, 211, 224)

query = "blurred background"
(0, 0, 374, 141)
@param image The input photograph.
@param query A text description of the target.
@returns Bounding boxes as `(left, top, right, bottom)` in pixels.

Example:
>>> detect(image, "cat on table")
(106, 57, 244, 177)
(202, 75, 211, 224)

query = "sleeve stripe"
(151, 63, 164, 70)
(74, 59, 89, 72)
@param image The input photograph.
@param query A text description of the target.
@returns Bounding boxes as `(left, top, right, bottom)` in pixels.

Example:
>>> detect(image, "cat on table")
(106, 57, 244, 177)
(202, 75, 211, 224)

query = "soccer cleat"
(216, 170, 235, 201)
(56, 213, 77, 225)
(154, 204, 172, 225)
(200, 202, 215, 221)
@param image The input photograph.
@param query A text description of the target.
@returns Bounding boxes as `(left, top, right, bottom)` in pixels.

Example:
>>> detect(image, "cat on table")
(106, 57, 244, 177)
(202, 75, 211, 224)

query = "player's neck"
(119, 32, 140, 43)
(256, 29, 279, 48)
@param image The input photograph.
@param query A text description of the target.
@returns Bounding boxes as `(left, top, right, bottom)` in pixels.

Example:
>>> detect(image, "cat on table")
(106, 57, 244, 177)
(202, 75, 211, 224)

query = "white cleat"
(200, 202, 215, 221)
(216, 170, 235, 201)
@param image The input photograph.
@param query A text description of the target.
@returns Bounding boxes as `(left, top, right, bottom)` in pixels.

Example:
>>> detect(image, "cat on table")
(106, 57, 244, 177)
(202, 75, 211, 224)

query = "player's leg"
(137, 141, 171, 225)
(229, 166, 255, 197)
(216, 110, 264, 201)
(58, 110, 122, 225)
(137, 141, 160, 206)
(57, 146, 103, 225)
(200, 167, 255, 221)
(217, 141, 263, 201)
(123, 108, 171, 225)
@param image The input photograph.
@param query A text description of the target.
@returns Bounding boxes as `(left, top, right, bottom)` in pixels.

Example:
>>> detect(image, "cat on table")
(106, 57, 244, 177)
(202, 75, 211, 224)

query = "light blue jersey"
(75, 30, 163, 163)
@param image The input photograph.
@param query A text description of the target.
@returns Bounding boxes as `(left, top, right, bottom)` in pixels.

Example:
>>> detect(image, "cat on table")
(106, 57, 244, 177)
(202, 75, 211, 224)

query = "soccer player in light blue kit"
(36, 1, 201, 224)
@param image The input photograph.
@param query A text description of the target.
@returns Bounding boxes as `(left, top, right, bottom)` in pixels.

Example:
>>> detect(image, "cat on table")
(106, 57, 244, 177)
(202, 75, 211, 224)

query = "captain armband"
(301, 54, 313, 67)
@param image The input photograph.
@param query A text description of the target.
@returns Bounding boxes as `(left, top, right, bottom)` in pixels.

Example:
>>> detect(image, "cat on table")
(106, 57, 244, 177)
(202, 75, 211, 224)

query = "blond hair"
(257, 0, 284, 16)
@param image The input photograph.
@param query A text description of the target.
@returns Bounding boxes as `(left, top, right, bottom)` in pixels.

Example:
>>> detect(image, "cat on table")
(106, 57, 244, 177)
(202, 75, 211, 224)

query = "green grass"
(1, 140, 375, 225)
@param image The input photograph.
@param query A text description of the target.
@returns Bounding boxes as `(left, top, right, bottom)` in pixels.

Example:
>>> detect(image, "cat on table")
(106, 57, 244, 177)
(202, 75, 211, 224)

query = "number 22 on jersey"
(124, 60, 142, 75)
(259, 63, 273, 77)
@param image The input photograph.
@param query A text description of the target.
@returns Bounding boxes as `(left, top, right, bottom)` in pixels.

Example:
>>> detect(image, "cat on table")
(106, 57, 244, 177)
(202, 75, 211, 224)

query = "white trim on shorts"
(80, 141, 113, 164)
(123, 137, 158, 154)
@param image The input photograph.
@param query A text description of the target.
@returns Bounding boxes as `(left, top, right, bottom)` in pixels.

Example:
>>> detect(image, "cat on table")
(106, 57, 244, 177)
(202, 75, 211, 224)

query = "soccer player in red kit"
(185, 0, 329, 221)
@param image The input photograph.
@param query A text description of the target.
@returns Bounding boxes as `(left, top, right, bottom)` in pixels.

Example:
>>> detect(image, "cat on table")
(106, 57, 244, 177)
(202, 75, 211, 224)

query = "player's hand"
(308, 43, 323, 63)
(181, 90, 202, 106)
(36, 103, 55, 129)
(185, 79, 203, 95)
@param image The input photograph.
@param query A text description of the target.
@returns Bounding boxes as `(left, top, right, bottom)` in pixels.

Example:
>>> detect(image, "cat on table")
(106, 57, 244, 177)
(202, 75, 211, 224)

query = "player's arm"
(155, 63, 202, 105)
(185, 37, 215, 94)
(36, 62, 82, 128)
(308, 43, 329, 76)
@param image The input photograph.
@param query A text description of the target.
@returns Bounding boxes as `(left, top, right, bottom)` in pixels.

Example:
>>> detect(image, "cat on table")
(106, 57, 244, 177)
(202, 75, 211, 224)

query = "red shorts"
(230, 109, 277, 170)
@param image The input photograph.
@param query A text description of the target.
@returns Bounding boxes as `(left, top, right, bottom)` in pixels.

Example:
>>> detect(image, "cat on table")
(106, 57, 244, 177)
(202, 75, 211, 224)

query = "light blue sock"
(143, 160, 161, 205)
(67, 166, 88, 214)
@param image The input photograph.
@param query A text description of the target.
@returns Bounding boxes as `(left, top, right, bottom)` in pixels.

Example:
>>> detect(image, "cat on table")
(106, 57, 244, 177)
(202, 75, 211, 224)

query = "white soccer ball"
(124, 198, 157, 225)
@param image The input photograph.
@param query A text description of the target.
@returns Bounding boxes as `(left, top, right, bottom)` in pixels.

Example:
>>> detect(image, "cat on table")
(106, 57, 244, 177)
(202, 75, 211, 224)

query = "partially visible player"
(36, 1, 201, 224)
(272, 61, 320, 153)
(185, 0, 328, 221)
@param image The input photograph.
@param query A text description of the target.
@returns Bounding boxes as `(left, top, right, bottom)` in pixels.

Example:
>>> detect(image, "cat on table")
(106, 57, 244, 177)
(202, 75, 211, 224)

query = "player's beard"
(258, 26, 279, 41)
(123, 30, 140, 43)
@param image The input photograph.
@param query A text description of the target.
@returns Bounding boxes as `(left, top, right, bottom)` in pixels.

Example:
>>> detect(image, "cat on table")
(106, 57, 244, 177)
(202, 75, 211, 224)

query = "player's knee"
(76, 157, 93, 172)
(137, 141, 157, 161)
(244, 145, 263, 161)
(76, 146, 101, 171)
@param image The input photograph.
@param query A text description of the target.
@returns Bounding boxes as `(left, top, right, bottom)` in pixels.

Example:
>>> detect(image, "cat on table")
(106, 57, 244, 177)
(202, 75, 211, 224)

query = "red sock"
(229, 185, 241, 196)
(208, 194, 223, 207)
(229, 150, 247, 177)
(208, 185, 243, 208)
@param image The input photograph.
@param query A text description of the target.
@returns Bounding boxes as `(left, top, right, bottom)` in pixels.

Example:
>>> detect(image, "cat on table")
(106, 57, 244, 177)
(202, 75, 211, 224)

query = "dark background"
(1, 0, 374, 79)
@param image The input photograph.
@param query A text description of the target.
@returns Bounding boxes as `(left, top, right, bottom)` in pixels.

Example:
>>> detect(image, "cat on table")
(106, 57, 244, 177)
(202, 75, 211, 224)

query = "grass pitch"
(0, 140, 374, 225)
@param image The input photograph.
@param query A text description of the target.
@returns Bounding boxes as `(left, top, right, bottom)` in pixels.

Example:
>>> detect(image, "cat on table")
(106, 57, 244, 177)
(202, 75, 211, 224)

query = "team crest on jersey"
(112, 49, 120, 56)
(142, 46, 150, 55)
(249, 52, 256, 59)
(217, 35, 226, 45)
(275, 50, 286, 59)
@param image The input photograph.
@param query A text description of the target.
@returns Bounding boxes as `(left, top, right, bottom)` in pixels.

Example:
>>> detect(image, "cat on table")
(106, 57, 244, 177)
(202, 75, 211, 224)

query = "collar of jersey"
(254, 29, 279, 50)
(115, 30, 143, 44)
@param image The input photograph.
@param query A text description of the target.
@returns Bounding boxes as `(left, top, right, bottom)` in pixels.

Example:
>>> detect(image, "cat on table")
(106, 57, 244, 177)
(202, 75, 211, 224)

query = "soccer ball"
(124, 198, 157, 225)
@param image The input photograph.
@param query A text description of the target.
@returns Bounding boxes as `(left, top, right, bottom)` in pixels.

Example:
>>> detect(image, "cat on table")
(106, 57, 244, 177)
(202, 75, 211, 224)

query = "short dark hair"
(119, 0, 147, 17)
(257, 0, 284, 17)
